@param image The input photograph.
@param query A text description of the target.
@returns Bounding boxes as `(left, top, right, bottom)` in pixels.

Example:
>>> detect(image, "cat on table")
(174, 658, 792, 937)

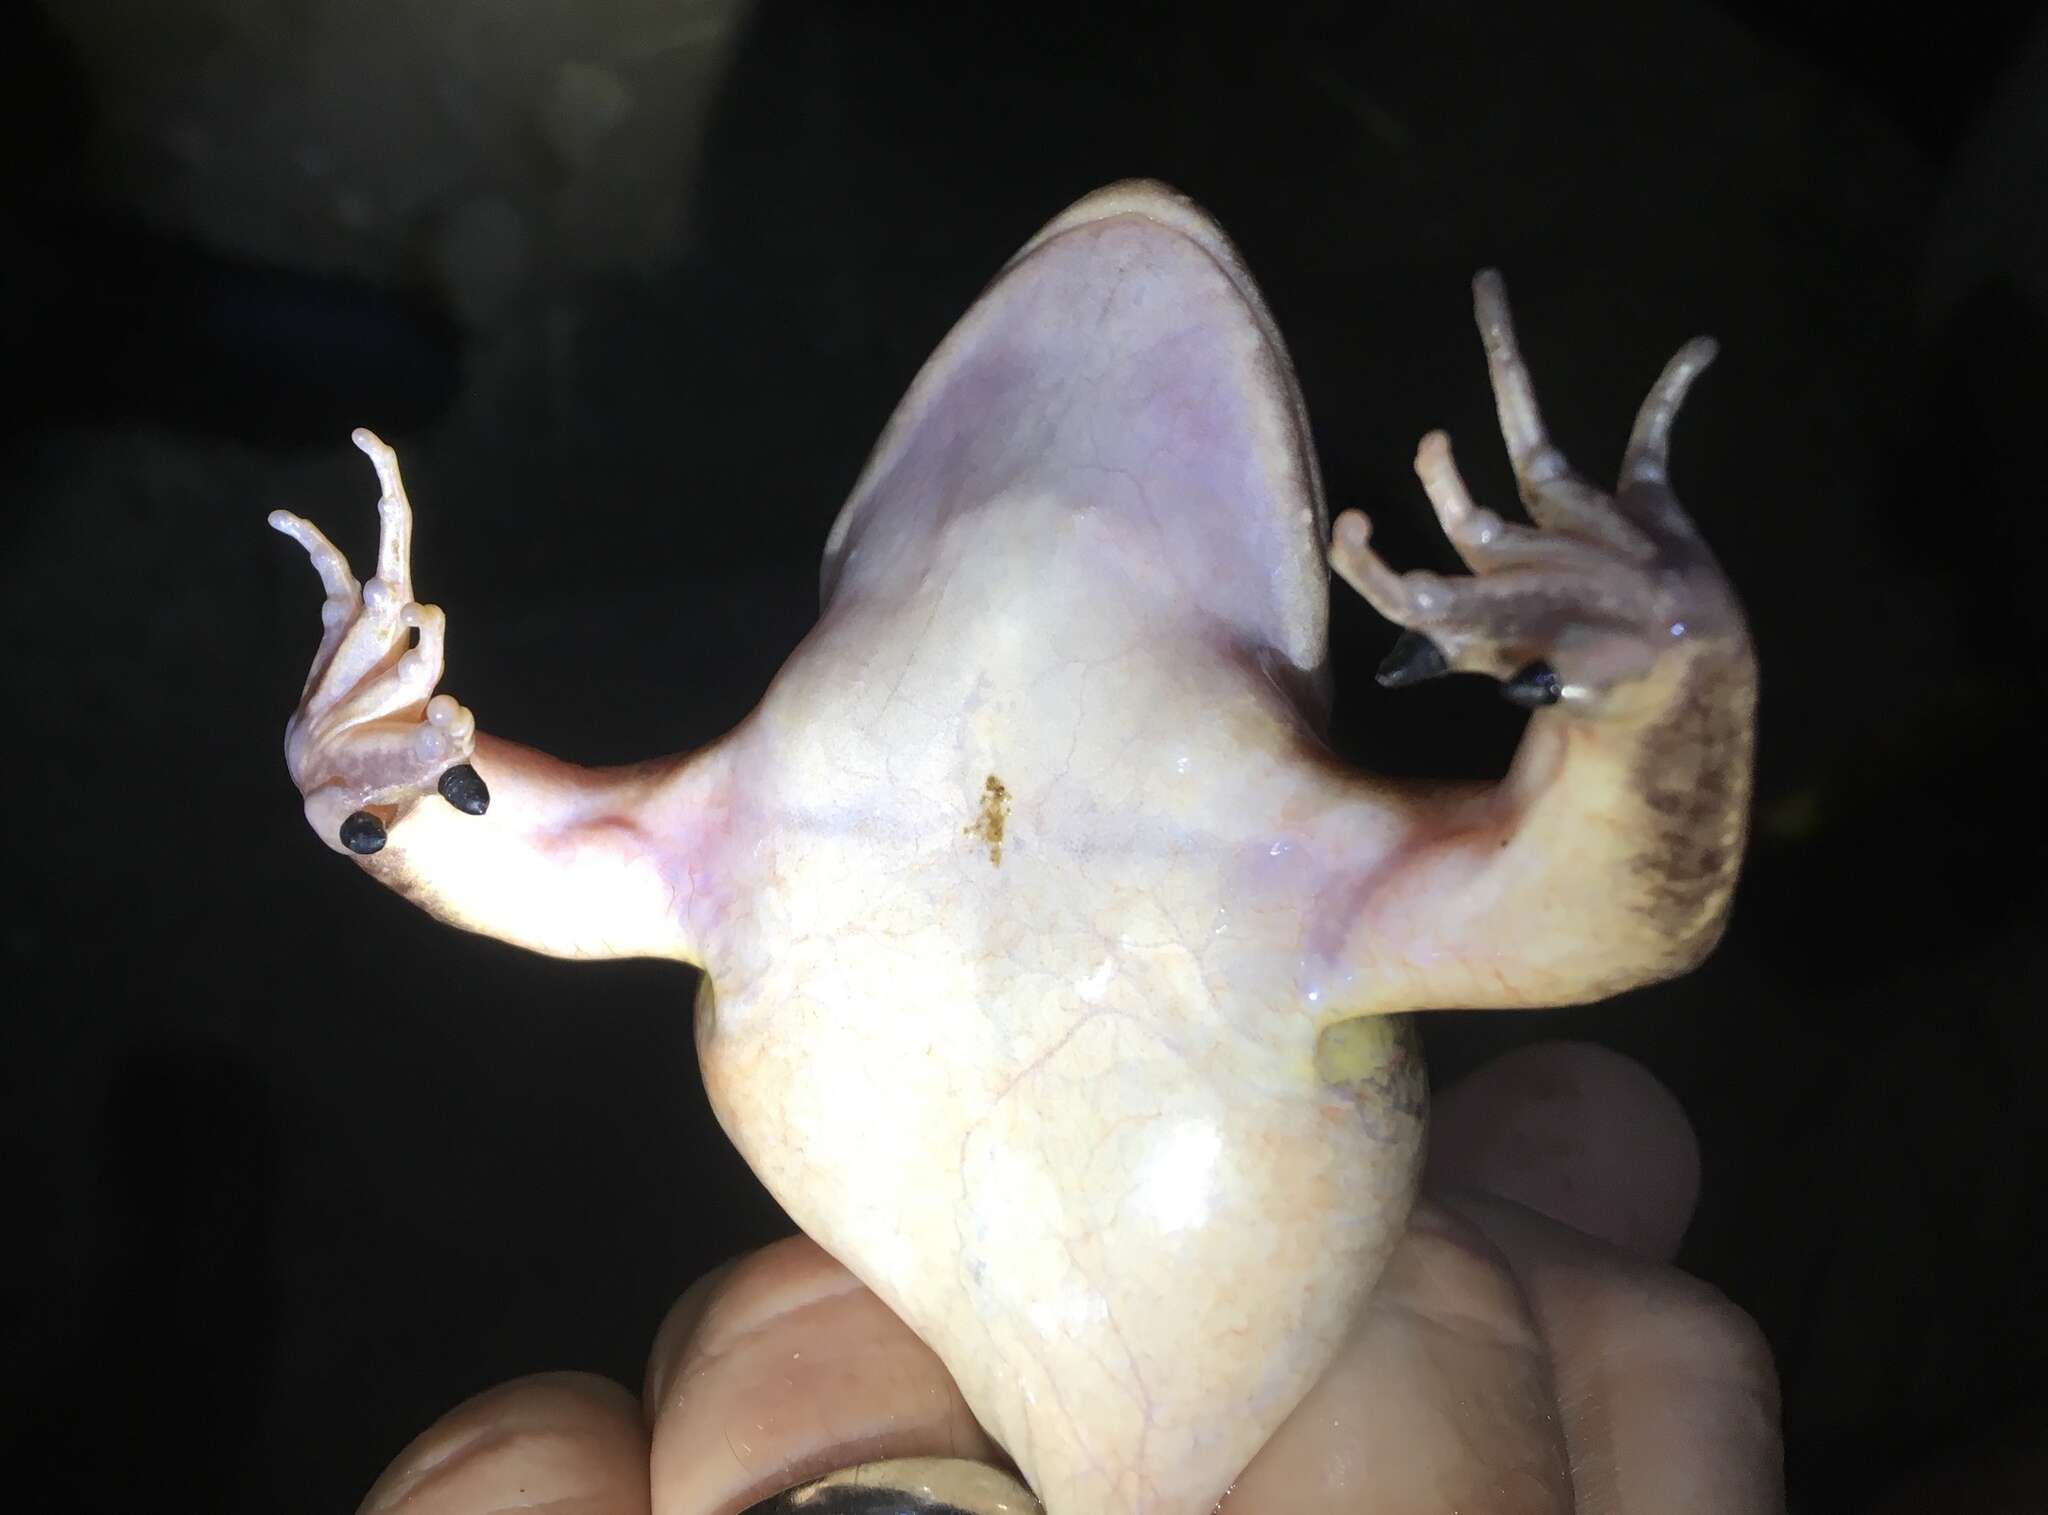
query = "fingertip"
(1436, 1187, 1786, 1515)
(641, 1238, 825, 1418)
(358, 1370, 647, 1515)
(1425, 1039, 1700, 1261)
(645, 1237, 1001, 1515)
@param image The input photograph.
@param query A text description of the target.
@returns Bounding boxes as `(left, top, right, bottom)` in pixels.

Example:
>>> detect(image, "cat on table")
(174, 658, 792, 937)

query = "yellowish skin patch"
(1313, 1013, 1405, 1085)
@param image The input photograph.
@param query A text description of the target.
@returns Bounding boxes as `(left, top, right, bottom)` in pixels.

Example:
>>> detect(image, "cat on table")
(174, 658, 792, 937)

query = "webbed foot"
(1330, 272, 1743, 720)
(270, 429, 485, 856)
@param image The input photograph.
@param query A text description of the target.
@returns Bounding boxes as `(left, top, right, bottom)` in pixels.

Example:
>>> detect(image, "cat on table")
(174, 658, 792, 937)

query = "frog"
(271, 180, 1754, 1515)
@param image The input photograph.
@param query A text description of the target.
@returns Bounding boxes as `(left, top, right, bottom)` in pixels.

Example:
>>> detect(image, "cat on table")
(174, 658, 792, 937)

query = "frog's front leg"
(271, 431, 708, 963)
(1328, 274, 1757, 1011)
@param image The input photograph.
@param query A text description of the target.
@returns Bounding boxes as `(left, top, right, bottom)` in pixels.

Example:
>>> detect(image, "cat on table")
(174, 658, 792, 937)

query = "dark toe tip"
(1376, 630, 1450, 688)
(1502, 661, 1564, 708)
(339, 811, 387, 854)
(437, 763, 490, 815)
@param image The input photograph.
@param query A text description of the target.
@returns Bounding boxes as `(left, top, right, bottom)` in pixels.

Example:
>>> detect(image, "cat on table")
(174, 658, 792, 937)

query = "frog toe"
(1330, 274, 1744, 718)
(274, 434, 485, 852)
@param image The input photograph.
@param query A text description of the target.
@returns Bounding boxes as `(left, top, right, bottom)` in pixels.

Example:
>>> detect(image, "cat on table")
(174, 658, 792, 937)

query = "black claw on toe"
(1502, 661, 1564, 708)
(1377, 630, 1450, 688)
(339, 811, 388, 854)
(438, 764, 490, 816)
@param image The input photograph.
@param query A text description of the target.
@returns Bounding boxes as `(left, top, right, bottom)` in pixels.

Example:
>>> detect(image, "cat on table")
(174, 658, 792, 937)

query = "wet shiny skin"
(276, 182, 1753, 1514)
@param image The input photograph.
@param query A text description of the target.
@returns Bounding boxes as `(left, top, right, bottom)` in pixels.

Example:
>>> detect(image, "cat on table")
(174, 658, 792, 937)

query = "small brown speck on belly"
(964, 774, 1010, 866)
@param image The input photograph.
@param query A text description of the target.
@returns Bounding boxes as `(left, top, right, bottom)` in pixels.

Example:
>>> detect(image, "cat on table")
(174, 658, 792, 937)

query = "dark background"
(6, 1, 2043, 1510)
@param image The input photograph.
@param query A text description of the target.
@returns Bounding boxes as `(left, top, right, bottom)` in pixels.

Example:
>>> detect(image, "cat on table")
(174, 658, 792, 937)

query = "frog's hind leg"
(1331, 274, 1730, 715)
(269, 430, 426, 721)
(270, 431, 711, 963)
(271, 431, 482, 852)
(1325, 274, 1756, 1012)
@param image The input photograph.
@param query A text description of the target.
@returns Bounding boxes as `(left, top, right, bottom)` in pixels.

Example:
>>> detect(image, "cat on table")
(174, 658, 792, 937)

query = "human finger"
(1445, 1188, 1785, 1513)
(357, 1370, 649, 1515)
(1221, 1197, 1573, 1511)
(1221, 1041, 1731, 1510)
(1426, 1039, 1702, 1261)
(643, 1235, 1007, 1515)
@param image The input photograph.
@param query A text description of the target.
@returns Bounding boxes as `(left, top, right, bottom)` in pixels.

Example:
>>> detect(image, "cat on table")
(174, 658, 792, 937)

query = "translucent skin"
(274, 181, 1754, 1515)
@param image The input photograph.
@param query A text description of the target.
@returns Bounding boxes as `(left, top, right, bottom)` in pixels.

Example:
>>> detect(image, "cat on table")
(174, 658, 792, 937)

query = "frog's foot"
(1330, 271, 1740, 718)
(270, 429, 486, 856)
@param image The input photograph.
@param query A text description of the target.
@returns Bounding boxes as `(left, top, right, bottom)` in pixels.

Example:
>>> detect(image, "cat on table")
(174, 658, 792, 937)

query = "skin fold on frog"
(272, 181, 1755, 1515)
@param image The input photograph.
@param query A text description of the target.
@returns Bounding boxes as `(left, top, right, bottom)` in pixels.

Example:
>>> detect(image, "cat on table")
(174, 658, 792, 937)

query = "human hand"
(356, 1041, 1784, 1514)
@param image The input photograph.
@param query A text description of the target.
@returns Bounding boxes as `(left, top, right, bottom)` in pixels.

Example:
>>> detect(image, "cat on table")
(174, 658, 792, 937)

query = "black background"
(6, 1, 2043, 1510)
